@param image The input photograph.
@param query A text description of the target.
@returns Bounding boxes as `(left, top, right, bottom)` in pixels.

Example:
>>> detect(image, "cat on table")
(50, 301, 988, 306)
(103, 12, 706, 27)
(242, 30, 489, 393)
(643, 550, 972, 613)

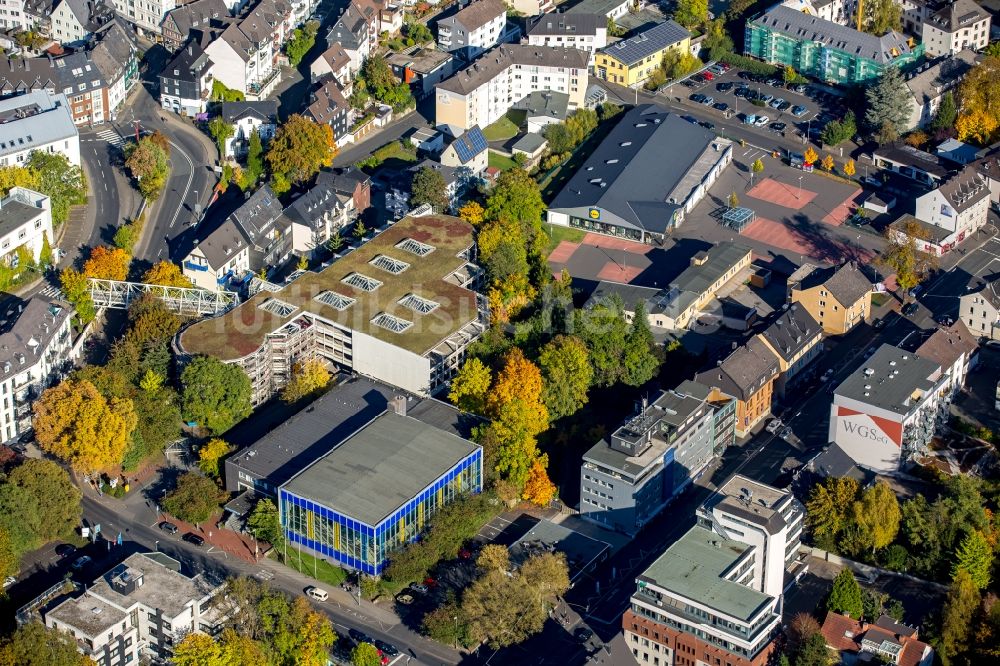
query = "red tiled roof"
(821, 612, 933, 666)
(821, 611, 863, 652)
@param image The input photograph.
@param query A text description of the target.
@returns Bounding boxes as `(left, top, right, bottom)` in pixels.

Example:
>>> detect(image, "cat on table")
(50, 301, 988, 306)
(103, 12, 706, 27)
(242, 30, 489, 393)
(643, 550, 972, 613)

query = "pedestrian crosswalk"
(96, 129, 125, 147)
(39, 285, 65, 300)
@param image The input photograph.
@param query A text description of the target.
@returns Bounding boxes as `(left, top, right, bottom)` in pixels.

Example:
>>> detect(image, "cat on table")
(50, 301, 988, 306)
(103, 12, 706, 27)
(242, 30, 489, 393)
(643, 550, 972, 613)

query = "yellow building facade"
(595, 20, 691, 87)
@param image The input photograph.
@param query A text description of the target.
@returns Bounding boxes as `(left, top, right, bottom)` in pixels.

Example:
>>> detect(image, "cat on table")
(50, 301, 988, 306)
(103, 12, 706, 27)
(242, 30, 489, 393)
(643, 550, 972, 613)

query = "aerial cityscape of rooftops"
(1, 0, 1000, 663)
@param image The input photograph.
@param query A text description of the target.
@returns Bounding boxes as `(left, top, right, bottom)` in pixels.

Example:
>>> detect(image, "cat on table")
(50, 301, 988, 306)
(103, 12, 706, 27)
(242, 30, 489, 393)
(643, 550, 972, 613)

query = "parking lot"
(667, 64, 849, 144)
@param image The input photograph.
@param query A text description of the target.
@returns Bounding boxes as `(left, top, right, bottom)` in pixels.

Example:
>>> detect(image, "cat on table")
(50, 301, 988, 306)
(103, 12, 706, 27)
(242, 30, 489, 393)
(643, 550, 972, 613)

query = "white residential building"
(43, 553, 227, 665)
(904, 49, 976, 130)
(203, 0, 293, 99)
(0, 187, 53, 265)
(220, 100, 278, 158)
(960, 276, 1000, 341)
(435, 44, 589, 133)
(0, 0, 31, 31)
(109, 0, 177, 36)
(922, 0, 991, 57)
(780, 0, 854, 25)
(437, 0, 507, 60)
(50, 0, 115, 45)
(623, 475, 800, 666)
(829, 344, 951, 473)
(0, 91, 81, 167)
(915, 321, 979, 398)
(0, 293, 75, 444)
(891, 164, 991, 256)
(526, 12, 607, 66)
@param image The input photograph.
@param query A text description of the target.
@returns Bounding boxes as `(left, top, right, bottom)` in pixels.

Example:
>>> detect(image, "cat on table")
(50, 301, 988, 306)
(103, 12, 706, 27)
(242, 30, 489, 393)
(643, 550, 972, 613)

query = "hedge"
(717, 52, 779, 76)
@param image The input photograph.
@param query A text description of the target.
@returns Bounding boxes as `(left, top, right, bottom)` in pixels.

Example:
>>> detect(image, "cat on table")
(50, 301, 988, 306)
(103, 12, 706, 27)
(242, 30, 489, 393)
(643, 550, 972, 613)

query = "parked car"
(791, 105, 808, 117)
(861, 176, 883, 188)
(182, 533, 205, 547)
(576, 628, 594, 642)
(690, 93, 707, 103)
(777, 100, 792, 111)
(754, 115, 771, 127)
(873, 318, 886, 329)
(55, 544, 76, 558)
(349, 628, 374, 645)
(769, 97, 786, 109)
(769, 122, 786, 133)
(766, 78, 782, 87)
(734, 87, 749, 98)
(410, 583, 429, 594)
(790, 83, 807, 93)
(766, 418, 782, 434)
(700, 121, 715, 130)
(713, 102, 729, 111)
(702, 71, 715, 80)
(716, 81, 734, 92)
(375, 640, 399, 657)
(902, 302, 920, 317)
(759, 93, 774, 104)
(306, 586, 328, 602)
(700, 96, 715, 106)
(681, 115, 699, 124)
(742, 113, 757, 125)
(159, 521, 179, 534)
(396, 593, 414, 605)
(71, 555, 92, 570)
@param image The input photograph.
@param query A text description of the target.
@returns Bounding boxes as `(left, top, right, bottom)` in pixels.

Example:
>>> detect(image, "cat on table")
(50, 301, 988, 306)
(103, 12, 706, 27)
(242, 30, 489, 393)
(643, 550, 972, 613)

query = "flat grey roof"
(47, 594, 126, 637)
(567, 0, 628, 16)
(227, 375, 481, 489)
(508, 519, 609, 582)
(0, 196, 43, 241)
(88, 553, 218, 619)
(282, 411, 480, 526)
(705, 475, 790, 535)
(639, 525, 773, 621)
(834, 344, 941, 416)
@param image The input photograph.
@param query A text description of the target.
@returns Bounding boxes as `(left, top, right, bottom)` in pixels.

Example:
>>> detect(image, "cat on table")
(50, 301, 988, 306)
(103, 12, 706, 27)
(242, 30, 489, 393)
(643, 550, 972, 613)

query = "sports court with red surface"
(822, 188, 863, 226)
(597, 261, 644, 282)
(580, 233, 654, 255)
(746, 178, 817, 210)
(742, 217, 875, 263)
(549, 241, 577, 265)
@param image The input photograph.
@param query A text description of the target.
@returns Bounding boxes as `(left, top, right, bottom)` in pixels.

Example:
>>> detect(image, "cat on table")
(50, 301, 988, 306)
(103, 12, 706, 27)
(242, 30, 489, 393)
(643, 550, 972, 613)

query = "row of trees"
(806, 475, 997, 586)
(173, 577, 337, 666)
(423, 545, 570, 649)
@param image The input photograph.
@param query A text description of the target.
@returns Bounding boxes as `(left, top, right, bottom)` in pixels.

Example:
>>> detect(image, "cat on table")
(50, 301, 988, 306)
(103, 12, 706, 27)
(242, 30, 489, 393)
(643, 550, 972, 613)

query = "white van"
(306, 586, 329, 602)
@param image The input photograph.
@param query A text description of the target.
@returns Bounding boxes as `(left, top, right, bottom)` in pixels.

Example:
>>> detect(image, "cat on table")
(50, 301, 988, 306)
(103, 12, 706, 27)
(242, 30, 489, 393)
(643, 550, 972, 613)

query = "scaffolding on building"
(88, 279, 239, 316)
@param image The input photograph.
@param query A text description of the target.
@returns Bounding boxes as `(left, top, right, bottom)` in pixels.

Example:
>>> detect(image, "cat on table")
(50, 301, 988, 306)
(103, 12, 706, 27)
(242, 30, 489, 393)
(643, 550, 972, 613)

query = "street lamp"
(797, 175, 803, 200)
(452, 616, 458, 649)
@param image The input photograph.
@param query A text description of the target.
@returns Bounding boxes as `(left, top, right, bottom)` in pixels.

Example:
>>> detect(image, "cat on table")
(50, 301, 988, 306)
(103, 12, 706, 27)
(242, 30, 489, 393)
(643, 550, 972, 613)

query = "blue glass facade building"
(279, 448, 482, 575)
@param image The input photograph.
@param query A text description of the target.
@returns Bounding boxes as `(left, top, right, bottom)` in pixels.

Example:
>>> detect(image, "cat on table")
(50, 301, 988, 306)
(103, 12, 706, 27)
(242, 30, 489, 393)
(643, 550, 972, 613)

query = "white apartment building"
(780, 0, 854, 25)
(220, 100, 277, 158)
(44, 553, 226, 665)
(0, 91, 81, 167)
(892, 164, 991, 256)
(0, 0, 31, 31)
(110, 0, 176, 36)
(922, 0, 991, 57)
(0, 293, 75, 444)
(435, 44, 589, 133)
(0, 186, 53, 265)
(960, 276, 1000, 341)
(915, 321, 979, 398)
(830, 344, 951, 474)
(526, 12, 607, 67)
(204, 0, 293, 99)
(437, 0, 507, 60)
(623, 474, 799, 666)
(50, 0, 110, 45)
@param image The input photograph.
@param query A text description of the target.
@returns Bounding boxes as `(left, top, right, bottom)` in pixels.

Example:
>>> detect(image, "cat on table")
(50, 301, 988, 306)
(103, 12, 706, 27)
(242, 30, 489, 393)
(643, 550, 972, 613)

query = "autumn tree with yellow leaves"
(821, 154, 835, 172)
(522, 458, 556, 506)
(280, 358, 332, 404)
(83, 245, 131, 281)
(957, 56, 1000, 145)
(33, 379, 137, 471)
(803, 146, 819, 166)
(843, 159, 856, 177)
(197, 438, 230, 478)
(142, 261, 193, 287)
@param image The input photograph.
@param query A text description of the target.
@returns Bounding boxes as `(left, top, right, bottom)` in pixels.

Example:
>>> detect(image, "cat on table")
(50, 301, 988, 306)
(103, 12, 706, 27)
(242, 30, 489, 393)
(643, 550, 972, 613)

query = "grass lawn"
(488, 150, 517, 171)
(871, 292, 891, 307)
(270, 547, 349, 588)
(543, 223, 585, 255)
(483, 116, 519, 141)
(538, 124, 608, 201)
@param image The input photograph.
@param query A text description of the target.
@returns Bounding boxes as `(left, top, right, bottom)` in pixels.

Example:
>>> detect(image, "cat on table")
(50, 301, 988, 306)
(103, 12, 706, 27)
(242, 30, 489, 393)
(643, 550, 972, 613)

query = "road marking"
(96, 129, 125, 147)
(166, 140, 195, 232)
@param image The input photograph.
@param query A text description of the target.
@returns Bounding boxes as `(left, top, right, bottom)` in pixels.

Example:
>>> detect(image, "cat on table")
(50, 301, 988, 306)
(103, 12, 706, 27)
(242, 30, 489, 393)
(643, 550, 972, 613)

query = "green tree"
(952, 530, 992, 589)
(6, 459, 81, 542)
(702, 18, 733, 59)
(410, 165, 450, 212)
(39, 231, 54, 266)
(821, 111, 857, 146)
(674, 0, 708, 28)
(163, 471, 226, 524)
(879, 219, 937, 294)
(351, 642, 382, 666)
(245, 129, 264, 185)
(862, 0, 902, 35)
(0, 622, 92, 665)
(794, 631, 831, 666)
(404, 21, 433, 44)
(930, 91, 958, 132)
(208, 117, 234, 158)
(0, 527, 17, 582)
(284, 20, 319, 66)
(124, 136, 170, 201)
(247, 498, 284, 547)
(865, 67, 913, 141)
(575, 295, 631, 387)
(826, 569, 864, 619)
(728, 191, 739, 208)
(937, 570, 980, 660)
(26, 151, 87, 228)
(623, 302, 659, 386)
(598, 101, 623, 121)
(266, 115, 336, 192)
(211, 80, 245, 102)
(538, 335, 592, 420)
(112, 222, 138, 251)
(180, 355, 253, 435)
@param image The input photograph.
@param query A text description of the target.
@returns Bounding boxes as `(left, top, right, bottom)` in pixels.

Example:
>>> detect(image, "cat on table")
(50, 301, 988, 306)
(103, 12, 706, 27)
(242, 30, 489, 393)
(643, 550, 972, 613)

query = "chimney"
(390, 395, 407, 417)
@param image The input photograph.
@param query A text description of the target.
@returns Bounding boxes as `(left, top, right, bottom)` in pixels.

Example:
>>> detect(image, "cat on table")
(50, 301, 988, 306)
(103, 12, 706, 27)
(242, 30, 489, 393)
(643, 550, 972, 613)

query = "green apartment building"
(745, 5, 924, 85)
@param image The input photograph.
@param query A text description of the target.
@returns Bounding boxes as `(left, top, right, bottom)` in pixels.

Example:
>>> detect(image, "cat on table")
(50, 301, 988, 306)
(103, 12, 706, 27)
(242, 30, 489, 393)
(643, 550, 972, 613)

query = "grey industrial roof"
(0, 294, 72, 383)
(47, 594, 126, 637)
(527, 12, 603, 37)
(753, 5, 914, 65)
(0, 91, 77, 158)
(673, 242, 751, 297)
(221, 100, 278, 123)
(437, 44, 590, 95)
(834, 344, 941, 416)
(513, 90, 569, 121)
(441, 0, 506, 32)
(508, 519, 610, 583)
(583, 280, 662, 315)
(548, 105, 718, 235)
(87, 553, 218, 619)
(228, 375, 481, 489)
(282, 410, 480, 525)
(597, 20, 690, 66)
(567, 0, 628, 17)
(639, 525, 773, 621)
(758, 304, 821, 363)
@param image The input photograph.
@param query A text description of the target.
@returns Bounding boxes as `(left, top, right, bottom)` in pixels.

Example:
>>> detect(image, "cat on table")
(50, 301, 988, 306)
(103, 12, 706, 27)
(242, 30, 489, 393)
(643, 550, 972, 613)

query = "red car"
(424, 577, 438, 588)
(458, 548, 472, 560)
(702, 71, 715, 81)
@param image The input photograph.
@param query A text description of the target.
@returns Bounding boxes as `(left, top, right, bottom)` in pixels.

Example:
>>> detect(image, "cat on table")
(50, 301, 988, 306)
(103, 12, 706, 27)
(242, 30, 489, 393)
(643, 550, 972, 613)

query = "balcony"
(248, 67, 281, 95)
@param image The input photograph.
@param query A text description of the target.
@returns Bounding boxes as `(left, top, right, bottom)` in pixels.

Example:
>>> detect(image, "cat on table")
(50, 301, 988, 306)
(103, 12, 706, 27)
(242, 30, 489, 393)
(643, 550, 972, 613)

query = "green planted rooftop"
(179, 215, 479, 360)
